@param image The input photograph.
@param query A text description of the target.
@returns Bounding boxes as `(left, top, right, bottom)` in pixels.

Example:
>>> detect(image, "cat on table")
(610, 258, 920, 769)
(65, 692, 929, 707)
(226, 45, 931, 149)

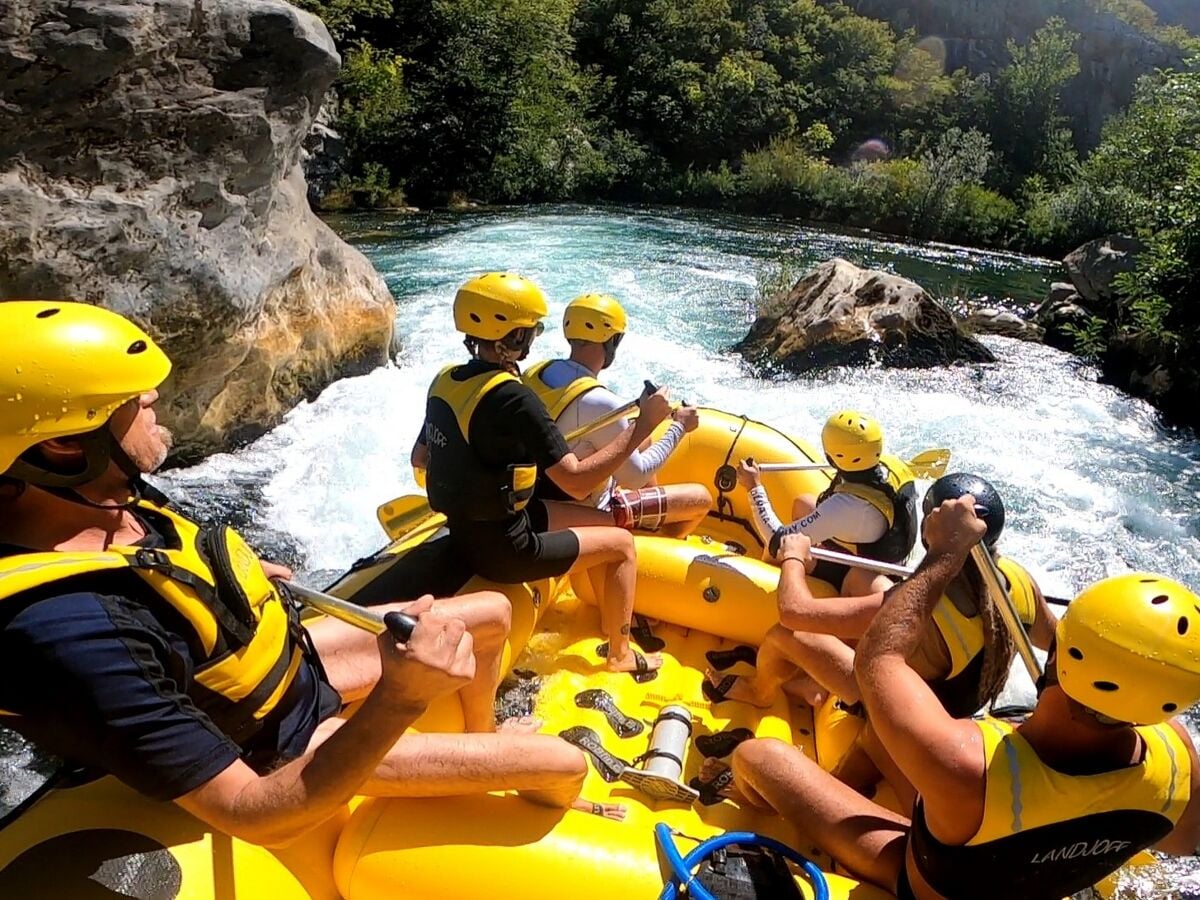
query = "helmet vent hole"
(1140, 578, 1158, 584)
(35, 308, 60, 318)
(469, 313, 482, 323)
(1179, 616, 1190, 636)
(1163, 703, 1178, 713)
(127, 340, 147, 355)
(1151, 594, 1169, 604)
(1068, 647, 1084, 661)
(494, 313, 508, 321)
(1093, 681, 1119, 692)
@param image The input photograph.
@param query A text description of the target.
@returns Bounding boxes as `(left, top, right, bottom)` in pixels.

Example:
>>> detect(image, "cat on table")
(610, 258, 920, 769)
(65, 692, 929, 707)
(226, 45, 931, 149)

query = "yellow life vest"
(924, 556, 1038, 717)
(816, 453, 917, 563)
(908, 717, 1190, 898)
(932, 556, 1038, 682)
(425, 363, 538, 521)
(521, 360, 604, 422)
(0, 496, 306, 743)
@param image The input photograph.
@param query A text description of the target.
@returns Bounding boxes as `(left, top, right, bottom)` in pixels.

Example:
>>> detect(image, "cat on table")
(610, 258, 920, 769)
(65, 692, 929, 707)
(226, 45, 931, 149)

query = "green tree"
(989, 18, 1082, 192)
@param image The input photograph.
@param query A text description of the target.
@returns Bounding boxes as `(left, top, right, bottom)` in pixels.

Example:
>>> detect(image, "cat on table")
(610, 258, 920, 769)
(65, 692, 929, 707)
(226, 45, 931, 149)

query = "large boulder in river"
(1063, 235, 1145, 312)
(736, 258, 995, 372)
(0, 0, 395, 463)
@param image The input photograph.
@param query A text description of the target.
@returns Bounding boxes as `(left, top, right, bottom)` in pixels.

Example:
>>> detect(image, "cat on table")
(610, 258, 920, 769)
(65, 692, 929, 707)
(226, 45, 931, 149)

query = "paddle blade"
(376, 494, 439, 540)
(907, 448, 951, 479)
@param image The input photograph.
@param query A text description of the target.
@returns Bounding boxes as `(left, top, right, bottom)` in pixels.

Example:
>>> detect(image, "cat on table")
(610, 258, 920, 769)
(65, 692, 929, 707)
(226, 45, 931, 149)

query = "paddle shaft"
(810, 548, 1060, 667)
(971, 545, 1043, 682)
(810, 546, 915, 578)
(281, 580, 416, 642)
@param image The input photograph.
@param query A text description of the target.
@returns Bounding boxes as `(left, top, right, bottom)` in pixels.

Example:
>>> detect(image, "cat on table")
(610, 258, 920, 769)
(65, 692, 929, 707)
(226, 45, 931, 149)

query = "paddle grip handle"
(384, 610, 417, 642)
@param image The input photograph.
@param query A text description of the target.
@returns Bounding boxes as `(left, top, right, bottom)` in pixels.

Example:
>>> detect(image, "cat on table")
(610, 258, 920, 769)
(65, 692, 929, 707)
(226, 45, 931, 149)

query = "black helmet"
(922, 473, 1005, 548)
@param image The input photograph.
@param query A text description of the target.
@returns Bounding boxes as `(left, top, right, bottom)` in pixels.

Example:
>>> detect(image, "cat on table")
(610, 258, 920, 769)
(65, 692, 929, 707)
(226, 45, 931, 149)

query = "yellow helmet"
(563, 293, 627, 343)
(453, 273, 549, 342)
(821, 410, 884, 473)
(1056, 573, 1200, 724)
(0, 301, 172, 479)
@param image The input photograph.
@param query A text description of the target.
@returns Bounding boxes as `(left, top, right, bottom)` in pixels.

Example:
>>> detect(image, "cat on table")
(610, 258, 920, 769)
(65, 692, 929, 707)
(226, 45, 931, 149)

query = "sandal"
(702, 674, 740, 704)
(688, 765, 736, 806)
(575, 689, 644, 738)
(704, 645, 757, 672)
(694, 727, 754, 759)
(558, 725, 631, 783)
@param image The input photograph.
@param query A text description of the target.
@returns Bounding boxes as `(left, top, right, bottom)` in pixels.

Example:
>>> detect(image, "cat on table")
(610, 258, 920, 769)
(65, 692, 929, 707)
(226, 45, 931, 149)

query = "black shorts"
(448, 500, 581, 584)
(810, 558, 850, 590)
(344, 535, 475, 607)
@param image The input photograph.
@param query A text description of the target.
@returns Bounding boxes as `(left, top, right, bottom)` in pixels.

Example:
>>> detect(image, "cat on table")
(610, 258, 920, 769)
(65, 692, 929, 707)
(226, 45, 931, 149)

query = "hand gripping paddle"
(280, 580, 416, 642)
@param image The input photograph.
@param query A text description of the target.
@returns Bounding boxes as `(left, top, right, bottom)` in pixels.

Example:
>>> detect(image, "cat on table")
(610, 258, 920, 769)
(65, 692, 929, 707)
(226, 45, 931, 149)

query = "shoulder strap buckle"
(132, 547, 172, 571)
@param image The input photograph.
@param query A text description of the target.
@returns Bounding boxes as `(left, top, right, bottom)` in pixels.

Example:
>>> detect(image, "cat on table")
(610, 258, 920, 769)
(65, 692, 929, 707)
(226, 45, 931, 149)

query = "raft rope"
(713, 416, 750, 520)
(655, 823, 830, 900)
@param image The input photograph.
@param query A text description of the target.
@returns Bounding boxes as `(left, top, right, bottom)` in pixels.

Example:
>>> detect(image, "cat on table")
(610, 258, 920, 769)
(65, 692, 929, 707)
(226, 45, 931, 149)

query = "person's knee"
(480, 590, 513, 635)
(613, 526, 636, 562)
(733, 737, 791, 776)
(544, 739, 589, 784)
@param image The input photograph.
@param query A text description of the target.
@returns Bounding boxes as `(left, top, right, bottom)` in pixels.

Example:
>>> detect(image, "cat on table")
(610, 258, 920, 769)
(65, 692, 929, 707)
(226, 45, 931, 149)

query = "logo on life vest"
(425, 422, 448, 448)
(1030, 838, 1132, 864)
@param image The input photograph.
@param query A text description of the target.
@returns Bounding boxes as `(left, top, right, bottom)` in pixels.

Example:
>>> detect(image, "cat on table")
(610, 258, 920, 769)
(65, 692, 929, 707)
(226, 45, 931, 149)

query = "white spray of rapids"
(166, 206, 1200, 602)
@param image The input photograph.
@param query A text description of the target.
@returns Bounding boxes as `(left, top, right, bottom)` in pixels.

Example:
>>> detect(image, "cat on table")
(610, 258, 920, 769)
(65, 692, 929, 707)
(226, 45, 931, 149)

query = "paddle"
(971, 545, 1043, 681)
(754, 448, 952, 479)
(281, 580, 416, 641)
(562, 379, 667, 444)
(806, 545, 1044, 680)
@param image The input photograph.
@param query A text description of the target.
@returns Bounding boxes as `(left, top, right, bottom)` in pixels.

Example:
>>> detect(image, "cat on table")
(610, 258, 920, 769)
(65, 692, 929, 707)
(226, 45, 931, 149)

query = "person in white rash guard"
(523, 293, 712, 538)
(737, 410, 917, 596)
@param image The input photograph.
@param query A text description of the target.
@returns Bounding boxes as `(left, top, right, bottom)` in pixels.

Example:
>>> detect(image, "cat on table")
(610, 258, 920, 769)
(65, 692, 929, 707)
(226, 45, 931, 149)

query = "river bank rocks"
(736, 258, 995, 372)
(0, 0, 396, 463)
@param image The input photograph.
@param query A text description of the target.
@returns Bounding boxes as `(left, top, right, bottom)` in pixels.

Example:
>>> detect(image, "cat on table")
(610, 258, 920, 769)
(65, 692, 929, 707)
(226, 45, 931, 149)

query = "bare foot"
(497, 715, 544, 735)
(781, 674, 827, 708)
(704, 668, 772, 708)
(606, 649, 663, 674)
(697, 758, 744, 802)
(571, 797, 628, 821)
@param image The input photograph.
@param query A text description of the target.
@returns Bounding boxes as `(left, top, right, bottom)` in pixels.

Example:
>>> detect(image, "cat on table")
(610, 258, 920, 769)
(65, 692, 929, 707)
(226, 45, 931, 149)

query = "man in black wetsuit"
(410, 272, 672, 676)
(0, 301, 606, 846)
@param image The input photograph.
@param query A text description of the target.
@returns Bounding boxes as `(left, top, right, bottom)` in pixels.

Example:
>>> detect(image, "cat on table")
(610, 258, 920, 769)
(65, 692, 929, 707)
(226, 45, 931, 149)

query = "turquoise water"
(171, 204, 1200, 604)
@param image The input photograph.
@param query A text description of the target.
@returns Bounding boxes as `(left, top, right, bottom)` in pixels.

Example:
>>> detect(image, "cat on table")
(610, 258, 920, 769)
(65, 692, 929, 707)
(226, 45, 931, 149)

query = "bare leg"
(543, 501, 663, 675)
(655, 483, 712, 538)
(731, 738, 909, 894)
(308, 590, 514, 733)
(861, 720, 918, 816)
(707, 625, 859, 707)
(309, 718, 588, 808)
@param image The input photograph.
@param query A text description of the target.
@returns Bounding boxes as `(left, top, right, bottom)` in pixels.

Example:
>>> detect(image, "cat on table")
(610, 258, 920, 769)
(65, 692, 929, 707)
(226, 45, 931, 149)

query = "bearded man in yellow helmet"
(724, 495, 1200, 900)
(739, 410, 917, 595)
(521, 293, 711, 538)
(0, 301, 615, 847)
(410, 274, 671, 677)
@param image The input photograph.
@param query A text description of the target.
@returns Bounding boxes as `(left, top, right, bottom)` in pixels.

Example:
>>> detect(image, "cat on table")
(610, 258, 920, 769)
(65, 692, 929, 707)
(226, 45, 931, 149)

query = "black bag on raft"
(694, 845, 806, 900)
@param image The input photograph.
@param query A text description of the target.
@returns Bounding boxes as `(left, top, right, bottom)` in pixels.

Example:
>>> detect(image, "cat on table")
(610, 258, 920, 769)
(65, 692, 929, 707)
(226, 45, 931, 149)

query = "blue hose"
(655, 822, 830, 900)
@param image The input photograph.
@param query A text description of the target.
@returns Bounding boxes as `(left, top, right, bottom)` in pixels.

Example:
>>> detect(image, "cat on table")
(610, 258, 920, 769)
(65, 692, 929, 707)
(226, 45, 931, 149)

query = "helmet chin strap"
(9, 425, 146, 511)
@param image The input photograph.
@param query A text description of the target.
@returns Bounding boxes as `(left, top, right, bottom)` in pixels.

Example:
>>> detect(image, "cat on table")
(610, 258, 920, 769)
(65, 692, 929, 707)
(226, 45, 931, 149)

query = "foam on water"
(166, 205, 1200, 604)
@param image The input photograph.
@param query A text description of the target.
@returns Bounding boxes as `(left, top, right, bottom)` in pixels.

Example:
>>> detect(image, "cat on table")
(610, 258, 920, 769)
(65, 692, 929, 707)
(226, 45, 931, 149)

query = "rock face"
(962, 308, 1043, 343)
(736, 258, 995, 372)
(0, 0, 395, 462)
(1034, 282, 1090, 351)
(1063, 234, 1145, 309)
